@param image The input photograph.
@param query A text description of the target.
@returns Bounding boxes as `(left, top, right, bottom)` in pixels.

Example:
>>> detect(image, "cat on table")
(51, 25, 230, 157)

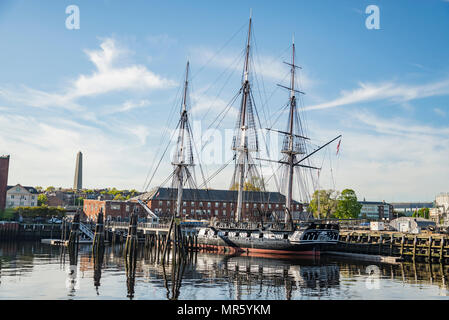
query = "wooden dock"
(337, 230, 449, 264)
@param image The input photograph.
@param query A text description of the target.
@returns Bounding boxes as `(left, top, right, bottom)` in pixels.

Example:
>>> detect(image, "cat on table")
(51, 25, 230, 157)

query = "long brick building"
(0, 155, 10, 211)
(83, 187, 303, 221)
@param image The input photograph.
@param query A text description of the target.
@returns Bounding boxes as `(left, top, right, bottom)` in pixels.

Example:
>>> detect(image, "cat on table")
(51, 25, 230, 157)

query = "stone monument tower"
(73, 151, 82, 190)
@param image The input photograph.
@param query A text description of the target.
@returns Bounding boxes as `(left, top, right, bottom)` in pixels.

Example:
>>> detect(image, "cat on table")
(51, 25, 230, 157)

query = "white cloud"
(0, 113, 154, 189)
(307, 110, 449, 202)
(102, 99, 151, 115)
(0, 38, 176, 110)
(434, 107, 446, 117)
(190, 47, 313, 87)
(304, 78, 449, 111)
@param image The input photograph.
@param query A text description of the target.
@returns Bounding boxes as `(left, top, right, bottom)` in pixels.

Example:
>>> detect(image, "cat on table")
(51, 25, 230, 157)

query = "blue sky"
(0, 0, 448, 202)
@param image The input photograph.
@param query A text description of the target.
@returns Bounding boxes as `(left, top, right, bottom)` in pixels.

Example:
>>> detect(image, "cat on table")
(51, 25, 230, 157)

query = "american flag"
(336, 139, 341, 155)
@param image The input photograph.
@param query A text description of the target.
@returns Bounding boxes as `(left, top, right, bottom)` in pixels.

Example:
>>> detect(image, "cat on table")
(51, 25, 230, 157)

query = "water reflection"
(0, 241, 449, 299)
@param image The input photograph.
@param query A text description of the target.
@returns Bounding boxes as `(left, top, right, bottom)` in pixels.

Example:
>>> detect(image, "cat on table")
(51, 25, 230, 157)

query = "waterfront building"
(358, 201, 393, 220)
(73, 151, 82, 190)
(6, 184, 39, 208)
(0, 155, 10, 211)
(391, 202, 433, 216)
(429, 193, 449, 224)
(436, 193, 449, 212)
(389, 217, 436, 234)
(83, 199, 143, 221)
(83, 187, 303, 221)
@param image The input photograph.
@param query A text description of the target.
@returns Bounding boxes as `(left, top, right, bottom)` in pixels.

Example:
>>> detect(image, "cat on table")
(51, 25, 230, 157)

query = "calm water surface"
(0, 241, 448, 300)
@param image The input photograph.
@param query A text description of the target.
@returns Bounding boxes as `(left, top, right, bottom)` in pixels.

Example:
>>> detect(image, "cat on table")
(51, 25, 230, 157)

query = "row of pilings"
(62, 207, 199, 299)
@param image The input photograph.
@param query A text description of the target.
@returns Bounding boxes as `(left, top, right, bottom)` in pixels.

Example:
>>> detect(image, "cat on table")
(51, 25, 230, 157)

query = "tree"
(334, 189, 362, 219)
(46, 186, 55, 192)
(309, 189, 338, 219)
(37, 194, 48, 206)
(230, 176, 265, 192)
(35, 186, 43, 191)
(114, 193, 126, 201)
(414, 208, 430, 219)
(76, 197, 84, 206)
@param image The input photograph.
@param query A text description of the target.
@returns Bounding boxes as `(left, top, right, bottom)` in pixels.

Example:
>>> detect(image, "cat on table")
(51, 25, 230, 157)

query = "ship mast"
(282, 38, 299, 227)
(234, 15, 253, 223)
(173, 62, 191, 218)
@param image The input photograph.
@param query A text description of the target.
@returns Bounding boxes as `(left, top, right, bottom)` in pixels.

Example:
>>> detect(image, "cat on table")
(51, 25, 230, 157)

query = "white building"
(6, 184, 39, 208)
(436, 193, 449, 212)
(433, 193, 449, 224)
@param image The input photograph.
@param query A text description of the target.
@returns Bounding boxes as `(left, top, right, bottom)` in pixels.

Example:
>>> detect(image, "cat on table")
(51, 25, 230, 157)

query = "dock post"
(440, 238, 445, 264)
(400, 235, 405, 258)
(413, 236, 417, 261)
(92, 208, 105, 256)
(125, 208, 139, 261)
(389, 234, 394, 256)
(428, 236, 433, 263)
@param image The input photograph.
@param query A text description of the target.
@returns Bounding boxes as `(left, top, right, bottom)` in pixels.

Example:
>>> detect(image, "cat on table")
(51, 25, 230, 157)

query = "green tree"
(415, 208, 430, 219)
(76, 197, 84, 206)
(309, 189, 338, 219)
(114, 193, 126, 201)
(45, 186, 55, 192)
(37, 194, 48, 206)
(334, 189, 362, 219)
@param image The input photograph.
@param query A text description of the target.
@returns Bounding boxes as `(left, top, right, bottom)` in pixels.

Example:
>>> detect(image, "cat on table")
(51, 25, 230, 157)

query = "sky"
(0, 0, 448, 202)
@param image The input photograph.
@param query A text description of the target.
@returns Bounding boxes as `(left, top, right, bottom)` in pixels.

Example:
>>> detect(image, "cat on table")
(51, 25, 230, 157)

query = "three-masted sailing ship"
(196, 15, 340, 255)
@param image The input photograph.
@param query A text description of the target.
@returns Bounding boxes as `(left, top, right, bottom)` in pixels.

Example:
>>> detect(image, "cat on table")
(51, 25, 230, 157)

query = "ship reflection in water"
(0, 242, 449, 299)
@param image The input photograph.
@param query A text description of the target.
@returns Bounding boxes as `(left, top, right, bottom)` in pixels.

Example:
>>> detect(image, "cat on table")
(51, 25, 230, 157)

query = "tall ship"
(196, 15, 341, 255)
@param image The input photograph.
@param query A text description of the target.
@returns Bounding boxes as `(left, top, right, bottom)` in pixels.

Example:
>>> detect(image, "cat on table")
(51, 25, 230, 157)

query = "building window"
(31, 202, 34, 206)
(215, 210, 218, 216)
(183, 201, 186, 206)
(246, 203, 249, 208)
(111, 204, 120, 210)
(276, 204, 279, 208)
(191, 202, 195, 206)
(215, 202, 219, 208)
(10, 195, 14, 199)
(223, 203, 227, 208)
(269, 204, 272, 209)
(159, 201, 163, 206)
(32, 196, 35, 200)
(261, 204, 265, 209)
(126, 205, 130, 212)
(167, 201, 170, 205)
(223, 210, 226, 216)
(199, 202, 203, 207)
(190, 209, 194, 215)
(207, 202, 211, 208)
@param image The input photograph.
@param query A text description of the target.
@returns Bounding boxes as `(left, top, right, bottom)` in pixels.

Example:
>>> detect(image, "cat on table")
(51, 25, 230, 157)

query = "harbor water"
(0, 241, 448, 300)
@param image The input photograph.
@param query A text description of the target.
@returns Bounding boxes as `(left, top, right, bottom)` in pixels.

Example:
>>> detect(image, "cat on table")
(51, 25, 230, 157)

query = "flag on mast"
(336, 139, 341, 155)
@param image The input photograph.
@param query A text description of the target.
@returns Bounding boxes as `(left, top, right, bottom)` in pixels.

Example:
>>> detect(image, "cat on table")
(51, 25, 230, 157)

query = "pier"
(335, 230, 449, 264)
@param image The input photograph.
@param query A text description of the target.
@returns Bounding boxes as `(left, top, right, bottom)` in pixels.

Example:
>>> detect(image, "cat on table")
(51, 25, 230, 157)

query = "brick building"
(83, 187, 303, 221)
(0, 155, 10, 211)
(83, 198, 143, 221)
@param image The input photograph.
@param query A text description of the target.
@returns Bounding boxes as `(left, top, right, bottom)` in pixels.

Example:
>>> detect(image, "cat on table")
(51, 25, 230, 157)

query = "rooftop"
(7, 184, 38, 194)
(132, 187, 300, 204)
